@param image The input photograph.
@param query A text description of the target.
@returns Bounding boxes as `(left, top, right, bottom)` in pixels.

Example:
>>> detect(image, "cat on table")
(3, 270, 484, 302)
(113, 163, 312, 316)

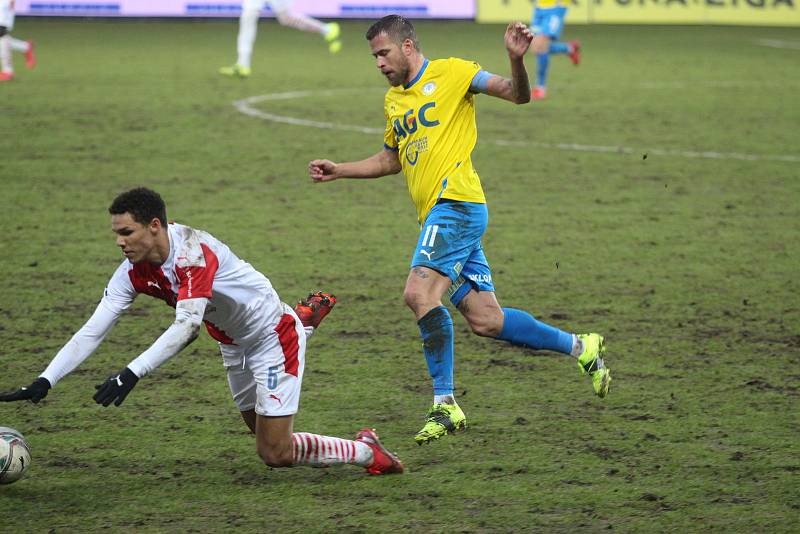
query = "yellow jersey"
(383, 57, 487, 224)
(536, 0, 564, 8)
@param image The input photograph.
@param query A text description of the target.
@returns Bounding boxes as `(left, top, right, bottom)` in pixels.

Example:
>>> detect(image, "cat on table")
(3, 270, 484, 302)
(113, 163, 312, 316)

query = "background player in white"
(0, 0, 36, 82)
(0, 187, 403, 476)
(220, 0, 342, 78)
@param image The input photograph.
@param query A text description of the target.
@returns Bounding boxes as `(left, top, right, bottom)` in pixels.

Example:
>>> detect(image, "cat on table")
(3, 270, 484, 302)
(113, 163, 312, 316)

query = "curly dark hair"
(365, 15, 419, 50)
(109, 187, 167, 226)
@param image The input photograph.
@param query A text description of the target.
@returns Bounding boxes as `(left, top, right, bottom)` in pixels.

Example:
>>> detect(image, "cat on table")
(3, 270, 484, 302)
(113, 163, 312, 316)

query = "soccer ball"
(0, 427, 31, 485)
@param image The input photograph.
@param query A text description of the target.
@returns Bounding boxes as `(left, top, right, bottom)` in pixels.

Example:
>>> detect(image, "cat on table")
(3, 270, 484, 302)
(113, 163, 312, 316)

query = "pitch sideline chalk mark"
(233, 89, 800, 163)
(637, 80, 799, 89)
(753, 38, 800, 50)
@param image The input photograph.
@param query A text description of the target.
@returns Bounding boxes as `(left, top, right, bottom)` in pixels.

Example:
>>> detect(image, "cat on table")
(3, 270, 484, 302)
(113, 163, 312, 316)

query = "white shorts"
(0, 0, 14, 30)
(224, 303, 307, 417)
(243, 0, 293, 13)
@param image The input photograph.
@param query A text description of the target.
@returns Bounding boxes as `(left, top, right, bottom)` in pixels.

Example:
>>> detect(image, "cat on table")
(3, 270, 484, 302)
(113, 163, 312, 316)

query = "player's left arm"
(477, 22, 533, 104)
(92, 297, 208, 407)
(127, 297, 207, 377)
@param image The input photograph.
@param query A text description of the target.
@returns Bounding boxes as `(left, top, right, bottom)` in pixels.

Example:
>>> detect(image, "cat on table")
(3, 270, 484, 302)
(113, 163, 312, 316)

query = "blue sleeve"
(469, 70, 495, 94)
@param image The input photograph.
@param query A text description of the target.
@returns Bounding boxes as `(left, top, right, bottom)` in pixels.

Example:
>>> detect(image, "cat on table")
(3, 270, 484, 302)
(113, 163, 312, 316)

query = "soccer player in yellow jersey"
(309, 15, 610, 444)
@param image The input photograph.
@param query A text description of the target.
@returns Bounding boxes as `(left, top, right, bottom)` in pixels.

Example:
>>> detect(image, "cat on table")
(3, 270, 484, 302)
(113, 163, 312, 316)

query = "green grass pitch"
(1, 18, 798, 532)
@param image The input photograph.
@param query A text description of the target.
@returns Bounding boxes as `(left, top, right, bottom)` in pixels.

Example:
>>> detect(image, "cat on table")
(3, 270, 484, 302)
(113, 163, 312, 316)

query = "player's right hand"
(0, 377, 52, 403)
(504, 21, 534, 59)
(308, 159, 338, 183)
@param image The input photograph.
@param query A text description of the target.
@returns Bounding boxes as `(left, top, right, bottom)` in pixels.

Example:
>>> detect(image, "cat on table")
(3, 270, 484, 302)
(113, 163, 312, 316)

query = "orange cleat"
(531, 86, 547, 100)
(25, 41, 36, 69)
(355, 428, 404, 475)
(0, 71, 14, 81)
(293, 291, 336, 328)
(568, 40, 581, 66)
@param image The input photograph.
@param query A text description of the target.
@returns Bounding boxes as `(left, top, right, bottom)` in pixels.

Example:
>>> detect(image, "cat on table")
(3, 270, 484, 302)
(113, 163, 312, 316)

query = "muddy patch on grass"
(744, 378, 798, 396)
(486, 358, 539, 372)
(332, 330, 372, 339)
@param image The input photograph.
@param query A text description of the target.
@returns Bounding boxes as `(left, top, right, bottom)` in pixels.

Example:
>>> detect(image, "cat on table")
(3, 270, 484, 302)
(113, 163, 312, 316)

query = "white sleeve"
(127, 298, 208, 378)
(40, 263, 137, 386)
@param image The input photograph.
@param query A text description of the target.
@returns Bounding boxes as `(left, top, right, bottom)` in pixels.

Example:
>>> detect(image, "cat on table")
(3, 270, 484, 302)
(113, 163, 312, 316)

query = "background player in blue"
(308, 15, 611, 445)
(528, 0, 581, 100)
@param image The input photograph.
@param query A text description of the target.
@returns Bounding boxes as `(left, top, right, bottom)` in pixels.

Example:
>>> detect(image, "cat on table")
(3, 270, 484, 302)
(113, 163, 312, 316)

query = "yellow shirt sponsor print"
(383, 57, 487, 224)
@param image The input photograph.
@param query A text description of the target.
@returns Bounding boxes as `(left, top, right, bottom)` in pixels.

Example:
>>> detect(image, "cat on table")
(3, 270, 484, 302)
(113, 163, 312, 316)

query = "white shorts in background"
(243, 0, 293, 13)
(224, 303, 306, 417)
(0, 0, 15, 30)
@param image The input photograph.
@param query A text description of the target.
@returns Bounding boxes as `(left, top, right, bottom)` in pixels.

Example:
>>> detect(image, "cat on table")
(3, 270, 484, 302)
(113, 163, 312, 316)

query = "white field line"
(491, 139, 800, 163)
(232, 90, 800, 163)
(754, 38, 800, 50)
(637, 80, 796, 89)
(233, 90, 382, 135)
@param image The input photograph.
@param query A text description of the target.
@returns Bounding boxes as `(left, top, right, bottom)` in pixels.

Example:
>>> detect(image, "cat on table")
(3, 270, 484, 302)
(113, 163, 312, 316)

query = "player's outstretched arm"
(93, 298, 207, 407)
(1, 298, 125, 403)
(309, 149, 402, 183)
(0, 377, 52, 403)
(484, 22, 533, 104)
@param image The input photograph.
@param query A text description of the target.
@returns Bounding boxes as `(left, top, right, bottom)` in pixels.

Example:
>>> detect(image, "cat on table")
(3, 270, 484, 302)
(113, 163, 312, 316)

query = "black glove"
(0, 377, 52, 403)
(93, 367, 139, 407)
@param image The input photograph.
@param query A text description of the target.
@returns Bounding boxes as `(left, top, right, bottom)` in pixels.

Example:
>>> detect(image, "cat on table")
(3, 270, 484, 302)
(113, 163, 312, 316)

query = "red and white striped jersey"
(103, 223, 282, 348)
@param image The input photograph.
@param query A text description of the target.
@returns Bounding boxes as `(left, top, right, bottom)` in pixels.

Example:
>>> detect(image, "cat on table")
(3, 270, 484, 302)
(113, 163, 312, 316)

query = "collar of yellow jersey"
(404, 58, 430, 90)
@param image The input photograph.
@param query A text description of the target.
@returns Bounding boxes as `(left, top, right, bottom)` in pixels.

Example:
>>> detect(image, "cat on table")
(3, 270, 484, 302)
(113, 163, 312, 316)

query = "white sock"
(275, 10, 326, 35)
(570, 334, 583, 358)
(433, 394, 456, 405)
(0, 35, 12, 73)
(9, 37, 29, 52)
(291, 432, 373, 467)
(236, 6, 259, 68)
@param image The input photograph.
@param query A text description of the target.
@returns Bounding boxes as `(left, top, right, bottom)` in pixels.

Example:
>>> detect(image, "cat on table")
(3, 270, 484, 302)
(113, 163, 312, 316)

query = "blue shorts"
(410, 200, 495, 306)
(531, 7, 568, 39)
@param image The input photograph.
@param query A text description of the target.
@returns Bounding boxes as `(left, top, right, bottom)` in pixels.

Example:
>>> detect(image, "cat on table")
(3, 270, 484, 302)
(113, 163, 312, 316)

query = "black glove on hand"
(0, 377, 52, 403)
(93, 367, 139, 407)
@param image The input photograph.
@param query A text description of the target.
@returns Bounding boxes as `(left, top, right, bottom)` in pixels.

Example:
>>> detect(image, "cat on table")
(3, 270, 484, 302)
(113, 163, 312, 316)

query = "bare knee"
(257, 443, 293, 468)
(403, 287, 428, 313)
(403, 267, 453, 320)
(532, 36, 551, 55)
(403, 281, 443, 318)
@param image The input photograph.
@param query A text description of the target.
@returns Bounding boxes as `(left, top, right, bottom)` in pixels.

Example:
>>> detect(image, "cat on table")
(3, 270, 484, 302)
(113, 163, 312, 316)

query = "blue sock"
(535, 53, 550, 87)
(418, 306, 455, 395)
(496, 307, 573, 355)
(550, 41, 570, 54)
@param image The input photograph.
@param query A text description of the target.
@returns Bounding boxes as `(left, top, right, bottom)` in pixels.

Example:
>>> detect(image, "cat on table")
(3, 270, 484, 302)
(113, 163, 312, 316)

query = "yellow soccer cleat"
(325, 22, 342, 54)
(414, 402, 466, 445)
(219, 64, 251, 78)
(577, 333, 611, 398)
(325, 22, 341, 42)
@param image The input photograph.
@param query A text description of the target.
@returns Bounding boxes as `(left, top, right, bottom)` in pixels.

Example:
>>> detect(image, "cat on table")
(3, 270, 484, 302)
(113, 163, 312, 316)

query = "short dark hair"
(109, 187, 167, 226)
(365, 15, 419, 50)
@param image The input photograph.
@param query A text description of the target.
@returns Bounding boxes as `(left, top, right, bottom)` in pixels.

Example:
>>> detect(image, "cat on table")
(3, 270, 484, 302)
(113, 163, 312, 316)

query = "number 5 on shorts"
(267, 365, 280, 389)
